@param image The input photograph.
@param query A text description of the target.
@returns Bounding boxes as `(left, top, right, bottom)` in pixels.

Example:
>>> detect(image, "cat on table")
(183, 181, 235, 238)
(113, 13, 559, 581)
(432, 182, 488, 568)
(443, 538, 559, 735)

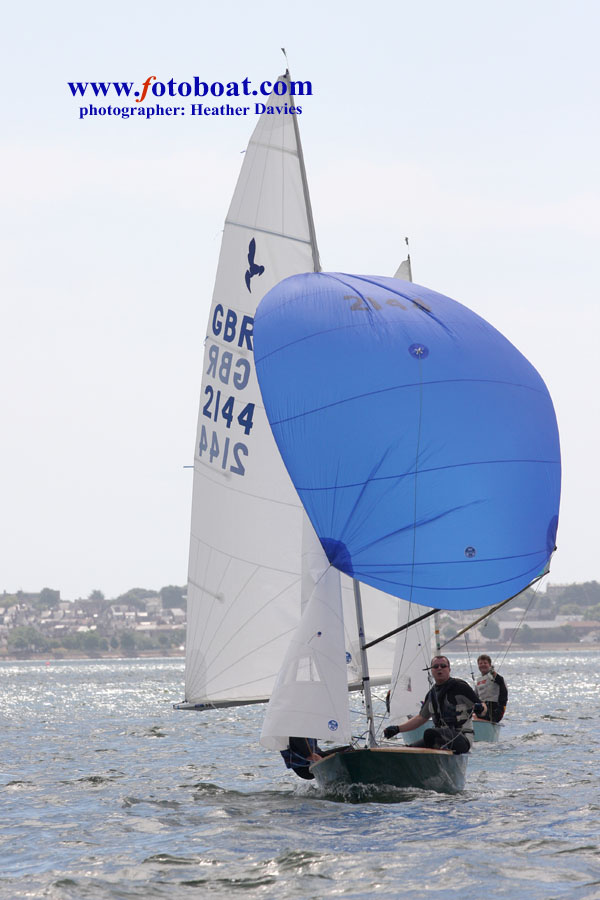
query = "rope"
(463, 627, 476, 683)
(498, 576, 545, 666)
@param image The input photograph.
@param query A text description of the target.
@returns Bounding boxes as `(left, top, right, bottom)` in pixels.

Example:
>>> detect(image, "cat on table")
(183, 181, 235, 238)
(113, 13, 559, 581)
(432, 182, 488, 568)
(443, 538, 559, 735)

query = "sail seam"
(292, 458, 560, 491)
(262, 377, 551, 424)
(358, 548, 548, 568)
(203, 629, 296, 687)
(199, 572, 300, 677)
(188, 549, 300, 578)
(196, 564, 275, 659)
(189, 571, 300, 677)
(249, 138, 299, 157)
(224, 219, 312, 244)
(362, 562, 547, 593)
(191, 463, 303, 509)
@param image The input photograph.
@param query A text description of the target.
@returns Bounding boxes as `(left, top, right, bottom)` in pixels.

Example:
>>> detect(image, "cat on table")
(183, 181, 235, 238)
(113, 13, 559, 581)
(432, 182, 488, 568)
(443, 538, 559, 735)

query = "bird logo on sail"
(244, 238, 265, 292)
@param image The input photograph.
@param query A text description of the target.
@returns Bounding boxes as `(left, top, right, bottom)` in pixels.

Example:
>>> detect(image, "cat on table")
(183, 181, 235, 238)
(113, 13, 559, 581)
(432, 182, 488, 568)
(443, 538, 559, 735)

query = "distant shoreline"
(0, 649, 185, 662)
(0, 643, 593, 663)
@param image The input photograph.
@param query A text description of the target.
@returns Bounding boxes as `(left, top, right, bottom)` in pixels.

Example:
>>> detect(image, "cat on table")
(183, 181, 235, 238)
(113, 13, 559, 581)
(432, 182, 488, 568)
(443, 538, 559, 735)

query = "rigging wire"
(408, 355, 425, 609)
(463, 628, 476, 683)
(380, 343, 429, 736)
(498, 576, 545, 666)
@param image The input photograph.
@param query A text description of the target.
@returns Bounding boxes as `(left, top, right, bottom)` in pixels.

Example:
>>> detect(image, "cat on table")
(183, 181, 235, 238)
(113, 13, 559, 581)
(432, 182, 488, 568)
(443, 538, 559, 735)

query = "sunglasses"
(431, 663, 448, 669)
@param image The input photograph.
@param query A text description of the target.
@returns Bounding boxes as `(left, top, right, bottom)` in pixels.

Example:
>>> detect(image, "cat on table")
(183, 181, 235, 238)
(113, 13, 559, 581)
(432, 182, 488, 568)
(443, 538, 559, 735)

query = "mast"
(284, 64, 321, 274)
(405, 236, 413, 282)
(433, 612, 441, 653)
(353, 579, 377, 747)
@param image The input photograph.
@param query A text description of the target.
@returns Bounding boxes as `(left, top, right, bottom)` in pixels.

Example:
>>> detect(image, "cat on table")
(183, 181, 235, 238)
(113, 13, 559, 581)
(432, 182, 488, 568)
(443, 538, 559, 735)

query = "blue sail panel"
(254, 272, 561, 611)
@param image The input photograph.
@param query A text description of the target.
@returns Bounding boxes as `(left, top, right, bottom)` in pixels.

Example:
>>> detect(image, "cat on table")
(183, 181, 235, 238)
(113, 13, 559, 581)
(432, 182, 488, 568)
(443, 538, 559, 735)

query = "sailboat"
(252, 268, 560, 789)
(176, 70, 561, 795)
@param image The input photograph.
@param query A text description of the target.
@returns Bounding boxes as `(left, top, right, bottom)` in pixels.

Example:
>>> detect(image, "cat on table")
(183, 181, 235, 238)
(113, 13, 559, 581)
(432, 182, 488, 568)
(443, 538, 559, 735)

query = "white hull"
(401, 718, 503, 745)
(472, 718, 503, 742)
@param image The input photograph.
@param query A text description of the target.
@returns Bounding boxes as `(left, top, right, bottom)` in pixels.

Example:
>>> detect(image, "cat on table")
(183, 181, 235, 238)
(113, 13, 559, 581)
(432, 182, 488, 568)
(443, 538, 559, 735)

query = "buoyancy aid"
(428, 679, 475, 733)
(476, 670, 501, 703)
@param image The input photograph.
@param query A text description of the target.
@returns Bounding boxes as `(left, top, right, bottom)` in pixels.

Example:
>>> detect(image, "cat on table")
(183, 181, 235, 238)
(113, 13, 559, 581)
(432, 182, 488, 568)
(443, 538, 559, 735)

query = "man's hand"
(383, 725, 400, 739)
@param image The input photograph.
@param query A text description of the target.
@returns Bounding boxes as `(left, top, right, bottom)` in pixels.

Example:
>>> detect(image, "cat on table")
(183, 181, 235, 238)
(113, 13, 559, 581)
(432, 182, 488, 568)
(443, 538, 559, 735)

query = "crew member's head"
(430, 655, 451, 684)
(477, 654, 492, 675)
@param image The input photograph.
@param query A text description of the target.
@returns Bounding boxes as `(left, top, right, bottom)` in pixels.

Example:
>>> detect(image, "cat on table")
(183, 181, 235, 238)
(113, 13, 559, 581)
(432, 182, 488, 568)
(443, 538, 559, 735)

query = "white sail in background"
(185, 78, 318, 705)
(388, 606, 432, 721)
(261, 525, 351, 750)
(341, 579, 397, 683)
(394, 258, 411, 280)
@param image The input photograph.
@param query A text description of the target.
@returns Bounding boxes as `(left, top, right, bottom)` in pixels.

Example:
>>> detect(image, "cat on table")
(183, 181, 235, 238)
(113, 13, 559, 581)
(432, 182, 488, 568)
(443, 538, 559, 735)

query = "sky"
(1, 0, 598, 600)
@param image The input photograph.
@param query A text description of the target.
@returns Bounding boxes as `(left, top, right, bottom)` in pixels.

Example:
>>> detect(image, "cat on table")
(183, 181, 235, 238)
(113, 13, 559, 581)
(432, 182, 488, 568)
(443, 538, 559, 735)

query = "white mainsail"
(185, 77, 319, 706)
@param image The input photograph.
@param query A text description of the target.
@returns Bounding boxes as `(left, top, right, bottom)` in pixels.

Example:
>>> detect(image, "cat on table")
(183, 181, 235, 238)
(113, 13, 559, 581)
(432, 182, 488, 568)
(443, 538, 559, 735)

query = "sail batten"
(224, 219, 314, 244)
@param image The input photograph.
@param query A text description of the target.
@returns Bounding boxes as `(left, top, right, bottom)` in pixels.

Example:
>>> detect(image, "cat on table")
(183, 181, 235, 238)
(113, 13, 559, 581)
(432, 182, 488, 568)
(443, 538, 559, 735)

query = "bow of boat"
(309, 745, 467, 794)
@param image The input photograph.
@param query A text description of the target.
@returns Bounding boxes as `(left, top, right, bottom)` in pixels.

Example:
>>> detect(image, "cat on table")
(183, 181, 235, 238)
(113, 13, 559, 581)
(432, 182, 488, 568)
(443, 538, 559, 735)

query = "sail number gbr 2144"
(199, 385, 255, 476)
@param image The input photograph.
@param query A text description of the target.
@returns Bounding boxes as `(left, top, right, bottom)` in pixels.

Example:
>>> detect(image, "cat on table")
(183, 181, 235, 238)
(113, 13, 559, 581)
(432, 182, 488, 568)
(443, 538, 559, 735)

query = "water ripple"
(1, 652, 599, 899)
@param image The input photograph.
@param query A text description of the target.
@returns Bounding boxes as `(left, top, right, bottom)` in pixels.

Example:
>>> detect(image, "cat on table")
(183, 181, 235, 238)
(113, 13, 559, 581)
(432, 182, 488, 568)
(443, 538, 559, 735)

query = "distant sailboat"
(176, 71, 561, 795)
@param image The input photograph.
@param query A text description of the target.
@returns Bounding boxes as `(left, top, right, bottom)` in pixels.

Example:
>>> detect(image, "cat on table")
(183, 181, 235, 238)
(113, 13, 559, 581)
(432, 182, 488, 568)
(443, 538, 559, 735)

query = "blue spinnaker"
(254, 273, 561, 611)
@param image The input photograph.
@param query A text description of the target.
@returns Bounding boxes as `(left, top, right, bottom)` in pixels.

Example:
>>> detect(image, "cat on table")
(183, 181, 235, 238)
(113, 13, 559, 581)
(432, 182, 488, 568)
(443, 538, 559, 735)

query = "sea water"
(1, 650, 599, 899)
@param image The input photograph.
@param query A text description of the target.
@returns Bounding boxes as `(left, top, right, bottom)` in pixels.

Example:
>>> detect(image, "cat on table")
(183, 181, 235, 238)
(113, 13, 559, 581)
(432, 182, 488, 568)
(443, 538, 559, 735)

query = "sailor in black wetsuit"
(383, 655, 485, 753)
(280, 737, 323, 780)
(281, 737, 354, 780)
(474, 654, 508, 722)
